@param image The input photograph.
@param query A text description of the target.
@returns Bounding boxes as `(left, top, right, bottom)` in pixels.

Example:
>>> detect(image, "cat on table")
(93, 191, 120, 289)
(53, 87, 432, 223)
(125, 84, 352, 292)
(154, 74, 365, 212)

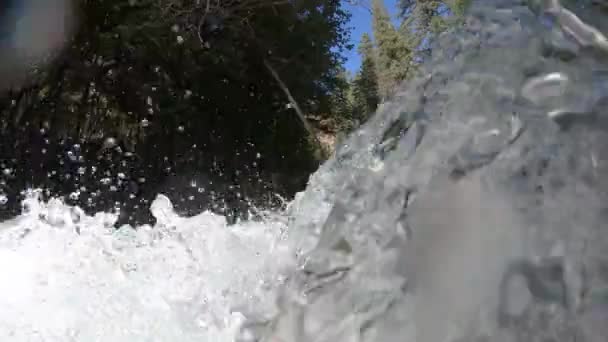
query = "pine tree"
(398, 0, 471, 60)
(372, 0, 412, 100)
(352, 33, 379, 121)
(327, 67, 356, 131)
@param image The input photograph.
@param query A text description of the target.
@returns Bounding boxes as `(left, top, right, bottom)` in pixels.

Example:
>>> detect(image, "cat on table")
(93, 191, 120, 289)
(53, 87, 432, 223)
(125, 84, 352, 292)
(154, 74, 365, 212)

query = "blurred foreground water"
(2, 0, 608, 341)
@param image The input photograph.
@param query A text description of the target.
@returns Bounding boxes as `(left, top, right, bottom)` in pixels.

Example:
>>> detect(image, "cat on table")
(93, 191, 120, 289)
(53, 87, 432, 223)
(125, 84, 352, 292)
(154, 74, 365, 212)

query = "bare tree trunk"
(262, 58, 321, 149)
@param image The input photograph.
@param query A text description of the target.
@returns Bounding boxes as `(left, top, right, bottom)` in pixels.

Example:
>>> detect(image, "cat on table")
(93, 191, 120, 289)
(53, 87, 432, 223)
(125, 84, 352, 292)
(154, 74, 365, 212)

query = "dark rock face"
(246, 1, 608, 341)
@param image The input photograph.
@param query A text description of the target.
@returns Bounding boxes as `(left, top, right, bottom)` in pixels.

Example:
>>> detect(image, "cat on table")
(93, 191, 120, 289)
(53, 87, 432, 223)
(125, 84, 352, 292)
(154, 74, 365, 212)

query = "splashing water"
(254, 0, 608, 341)
(0, 191, 294, 341)
(2, 0, 608, 341)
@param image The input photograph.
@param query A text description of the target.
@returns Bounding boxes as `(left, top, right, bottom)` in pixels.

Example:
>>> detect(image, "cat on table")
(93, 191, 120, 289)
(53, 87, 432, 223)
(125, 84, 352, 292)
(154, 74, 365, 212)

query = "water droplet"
(521, 72, 569, 106)
(102, 137, 117, 150)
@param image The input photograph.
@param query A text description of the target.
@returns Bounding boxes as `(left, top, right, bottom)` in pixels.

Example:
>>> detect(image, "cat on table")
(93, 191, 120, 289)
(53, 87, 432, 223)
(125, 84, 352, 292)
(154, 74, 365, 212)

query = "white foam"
(0, 191, 294, 341)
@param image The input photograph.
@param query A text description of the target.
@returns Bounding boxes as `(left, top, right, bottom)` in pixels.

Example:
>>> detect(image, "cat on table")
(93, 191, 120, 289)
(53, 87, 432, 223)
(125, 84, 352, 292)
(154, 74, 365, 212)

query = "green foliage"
(430, 15, 449, 33)
(0, 0, 354, 184)
(450, 0, 472, 17)
(327, 68, 357, 129)
(372, 0, 412, 100)
(398, 0, 471, 42)
(352, 33, 379, 122)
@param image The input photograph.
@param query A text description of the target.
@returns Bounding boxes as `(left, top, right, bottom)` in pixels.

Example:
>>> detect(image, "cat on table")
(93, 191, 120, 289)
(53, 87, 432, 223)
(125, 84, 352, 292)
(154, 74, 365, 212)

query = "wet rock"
(498, 257, 571, 326)
(521, 72, 570, 107)
(541, 27, 581, 61)
(256, 1, 608, 341)
(374, 111, 428, 160)
(449, 114, 524, 179)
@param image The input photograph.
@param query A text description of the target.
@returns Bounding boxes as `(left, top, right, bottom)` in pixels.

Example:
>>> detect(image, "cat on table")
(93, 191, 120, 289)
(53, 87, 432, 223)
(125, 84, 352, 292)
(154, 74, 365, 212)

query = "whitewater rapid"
(0, 190, 294, 341)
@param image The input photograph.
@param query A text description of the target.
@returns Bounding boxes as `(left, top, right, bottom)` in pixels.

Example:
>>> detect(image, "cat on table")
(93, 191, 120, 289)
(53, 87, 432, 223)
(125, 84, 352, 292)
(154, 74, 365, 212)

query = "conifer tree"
(372, 0, 412, 100)
(398, 0, 471, 60)
(352, 33, 379, 121)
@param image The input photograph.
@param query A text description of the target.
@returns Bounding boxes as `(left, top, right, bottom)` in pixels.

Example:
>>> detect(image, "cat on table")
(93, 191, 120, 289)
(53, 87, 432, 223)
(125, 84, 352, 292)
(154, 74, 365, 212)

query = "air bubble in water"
(102, 137, 117, 150)
(67, 151, 77, 161)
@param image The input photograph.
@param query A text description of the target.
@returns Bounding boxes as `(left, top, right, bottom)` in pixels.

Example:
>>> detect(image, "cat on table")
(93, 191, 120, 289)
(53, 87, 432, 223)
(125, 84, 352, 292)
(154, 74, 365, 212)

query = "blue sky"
(343, 0, 400, 73)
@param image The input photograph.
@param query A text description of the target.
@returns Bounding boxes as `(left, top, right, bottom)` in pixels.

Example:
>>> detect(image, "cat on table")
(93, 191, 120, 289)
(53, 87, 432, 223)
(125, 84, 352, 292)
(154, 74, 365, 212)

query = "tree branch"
(263, 58, 321, 148)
